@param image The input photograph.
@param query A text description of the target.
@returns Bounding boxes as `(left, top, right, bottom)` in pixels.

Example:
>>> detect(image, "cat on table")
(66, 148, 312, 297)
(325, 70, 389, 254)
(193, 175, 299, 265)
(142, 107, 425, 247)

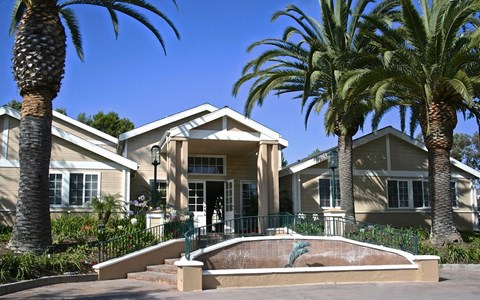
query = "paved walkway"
(2, 268, 480, 300)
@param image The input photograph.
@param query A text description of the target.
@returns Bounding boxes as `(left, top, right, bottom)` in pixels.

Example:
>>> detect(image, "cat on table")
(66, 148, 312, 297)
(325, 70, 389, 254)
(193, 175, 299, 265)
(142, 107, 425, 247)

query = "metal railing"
(184, 214, 419, 260)
(96, 219, 193, 263)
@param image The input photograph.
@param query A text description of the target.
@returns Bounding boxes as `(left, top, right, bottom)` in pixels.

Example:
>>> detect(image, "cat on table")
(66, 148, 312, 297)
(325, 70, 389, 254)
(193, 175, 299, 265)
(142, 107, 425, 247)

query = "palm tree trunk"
(8, 1, 66, 253)
(422, 100, 462, 246)
(338, 133, 355, 220)
(8, 95, 53, 252)
(428, 147, 461, 246)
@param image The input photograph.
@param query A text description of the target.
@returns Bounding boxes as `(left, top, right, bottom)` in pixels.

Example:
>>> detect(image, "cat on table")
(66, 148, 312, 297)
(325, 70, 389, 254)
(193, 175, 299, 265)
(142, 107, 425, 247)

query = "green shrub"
(51, 213, 98, 244)
(90, 193, 124, 225)
(0, 245, 94, 284)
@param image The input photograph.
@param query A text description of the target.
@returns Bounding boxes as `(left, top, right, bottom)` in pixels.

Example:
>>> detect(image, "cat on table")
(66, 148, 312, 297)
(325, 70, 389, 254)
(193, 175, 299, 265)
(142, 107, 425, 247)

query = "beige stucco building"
(280, 127, 480, 230)
(0, 104, 287, 229)
(1, 104, 478, 230)
(117, 104, 287, 227)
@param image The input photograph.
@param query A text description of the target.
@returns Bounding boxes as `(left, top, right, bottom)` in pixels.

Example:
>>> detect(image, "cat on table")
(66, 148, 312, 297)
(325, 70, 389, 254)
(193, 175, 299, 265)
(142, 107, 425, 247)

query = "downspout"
(472, 179, 478, 230)
(292, 173, 301, 214)
(123, 169, 131, 214)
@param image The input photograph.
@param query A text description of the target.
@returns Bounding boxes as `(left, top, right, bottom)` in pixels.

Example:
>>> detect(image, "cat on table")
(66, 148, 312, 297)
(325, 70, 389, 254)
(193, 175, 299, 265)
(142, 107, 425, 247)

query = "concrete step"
(127, 271, 176, 286)
(164, 258, 180, 265)
(147, 264, 177, 274)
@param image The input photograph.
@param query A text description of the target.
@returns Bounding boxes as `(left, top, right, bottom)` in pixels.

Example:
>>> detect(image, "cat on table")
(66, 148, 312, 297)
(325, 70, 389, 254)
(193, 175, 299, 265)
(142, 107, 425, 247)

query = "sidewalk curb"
(439, 264, 479, 270)
(0, 273, 97, 296)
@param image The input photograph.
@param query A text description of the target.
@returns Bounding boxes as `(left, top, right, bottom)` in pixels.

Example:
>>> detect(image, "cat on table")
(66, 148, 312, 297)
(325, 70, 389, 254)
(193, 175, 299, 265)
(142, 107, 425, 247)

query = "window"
(387, 179, 457, 209)
(451, 182, 458, 208)
(413, 181, 429, 208)
(188, 182, 204, 212)
(318, 178, 340, 208)
(150, 180, 167, 206)
(242, 182, 258, 216)
(69, 173, 98, 206)
(49, 174, 62, 205)
(188, 156, 225, 174)
(48, 172, 100, 207)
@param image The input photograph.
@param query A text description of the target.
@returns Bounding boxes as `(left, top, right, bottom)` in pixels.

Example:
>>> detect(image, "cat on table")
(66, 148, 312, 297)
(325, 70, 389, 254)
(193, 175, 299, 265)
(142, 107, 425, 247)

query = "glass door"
(188, 181, 206, 229)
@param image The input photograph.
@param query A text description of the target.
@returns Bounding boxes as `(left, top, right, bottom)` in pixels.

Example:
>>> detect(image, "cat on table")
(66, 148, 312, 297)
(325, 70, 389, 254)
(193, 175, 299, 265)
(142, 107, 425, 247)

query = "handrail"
(96, 219, 193, 263)
(184, 214, 418, 260)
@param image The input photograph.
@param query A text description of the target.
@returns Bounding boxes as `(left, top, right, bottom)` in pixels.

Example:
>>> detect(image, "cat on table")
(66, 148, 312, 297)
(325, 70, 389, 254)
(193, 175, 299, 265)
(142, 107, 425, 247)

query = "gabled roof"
(0, 105, 118, 144)
(118, 103, 217, 141)
(53, 110, 118, 144)
(281, 126, 480, 178)
(0, 105, 137, 170)
(165, 106, 288, 147)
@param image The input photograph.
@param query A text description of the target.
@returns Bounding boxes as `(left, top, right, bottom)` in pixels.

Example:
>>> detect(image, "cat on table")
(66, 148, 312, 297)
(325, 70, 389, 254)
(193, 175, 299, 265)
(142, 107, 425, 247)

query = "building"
(280, 126, 479, 230)
(1, 104, 478, 230)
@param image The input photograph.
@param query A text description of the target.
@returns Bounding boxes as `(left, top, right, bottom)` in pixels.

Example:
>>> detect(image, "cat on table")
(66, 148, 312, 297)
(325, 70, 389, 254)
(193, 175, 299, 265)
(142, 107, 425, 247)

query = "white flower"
(117, 225, 124, 230)
(130, 218, 138, 226)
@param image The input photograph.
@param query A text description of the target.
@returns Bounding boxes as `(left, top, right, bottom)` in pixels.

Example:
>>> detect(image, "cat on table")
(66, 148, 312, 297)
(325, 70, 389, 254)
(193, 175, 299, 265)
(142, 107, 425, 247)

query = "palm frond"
(59, 8, 84, 61)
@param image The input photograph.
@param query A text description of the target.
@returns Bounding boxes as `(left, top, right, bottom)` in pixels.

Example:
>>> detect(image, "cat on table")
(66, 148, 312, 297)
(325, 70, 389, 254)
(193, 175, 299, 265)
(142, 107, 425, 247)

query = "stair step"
(147, 264, 177, 274)
(164, 258, 180, 265)
(127, 271, 177, 286)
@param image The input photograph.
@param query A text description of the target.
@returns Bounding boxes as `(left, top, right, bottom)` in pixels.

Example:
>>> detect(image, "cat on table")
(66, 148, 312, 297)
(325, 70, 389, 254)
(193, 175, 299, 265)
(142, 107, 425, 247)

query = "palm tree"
(233, 0, 397, 220)
(8, 0, 179, 253)
(344, 0, 480, 245)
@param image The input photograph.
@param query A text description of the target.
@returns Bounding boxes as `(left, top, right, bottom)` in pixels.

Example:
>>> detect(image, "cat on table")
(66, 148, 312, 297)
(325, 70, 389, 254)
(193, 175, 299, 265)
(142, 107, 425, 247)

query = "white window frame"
(318, 178, 340, 208)
(188, 181, 206, 212)
(149, 179, 168, 207)
(49, 173, 63, 206)
(48, 171, 101, 208)
(187, 155, 226, 175)
(387, 179, 458, 209)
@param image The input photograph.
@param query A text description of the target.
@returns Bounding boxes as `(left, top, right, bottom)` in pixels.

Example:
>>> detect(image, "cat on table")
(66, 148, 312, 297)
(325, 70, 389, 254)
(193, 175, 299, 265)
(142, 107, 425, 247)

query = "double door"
(188, 180, 234, 231)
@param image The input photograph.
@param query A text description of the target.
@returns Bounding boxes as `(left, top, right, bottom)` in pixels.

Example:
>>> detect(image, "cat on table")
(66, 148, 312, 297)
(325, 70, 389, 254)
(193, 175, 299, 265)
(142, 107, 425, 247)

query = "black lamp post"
(328, 150, 339, 208)
(151, 145, 160, 208)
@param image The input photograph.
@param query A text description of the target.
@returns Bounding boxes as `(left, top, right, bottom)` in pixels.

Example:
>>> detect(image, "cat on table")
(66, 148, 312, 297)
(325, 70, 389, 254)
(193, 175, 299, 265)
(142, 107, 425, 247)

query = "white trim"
(281, 126, 480, 179)
(188, 154, 227, 175)
(53, 110, 118, 144)
(118, 103, 217, 141)
(471, 180, 478, 230)
(294, 167, 467, 180)
(0, 159, 19, 167)
(49, 160, 125, 170)
(51, 126, 137, 170)
(386, 134, 391, 172)
(0, 159, 129, 170)
(0, 106, 20, 119)
(2, 116, 9, 159)
(123, 169, 131, 208)
(222, 116, 227, 130)
(48, 170, 101, 208)
(168, 107, 288, 147)
(293, 173, 301, 213)
(0, 105, 137, 170)
(189, 129, 262, 141)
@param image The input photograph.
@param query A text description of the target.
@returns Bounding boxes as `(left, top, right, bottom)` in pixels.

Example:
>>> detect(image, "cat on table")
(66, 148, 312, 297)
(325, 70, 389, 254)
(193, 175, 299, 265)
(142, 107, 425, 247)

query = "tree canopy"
(451, 133, 480, 170)
(77, 111, 134, 137)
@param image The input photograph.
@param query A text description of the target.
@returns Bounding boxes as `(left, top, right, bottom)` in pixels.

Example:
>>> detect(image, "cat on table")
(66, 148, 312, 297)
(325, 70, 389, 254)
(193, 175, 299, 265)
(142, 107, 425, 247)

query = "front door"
(188, 181, 206, 228)
(224, 180, 234, 232)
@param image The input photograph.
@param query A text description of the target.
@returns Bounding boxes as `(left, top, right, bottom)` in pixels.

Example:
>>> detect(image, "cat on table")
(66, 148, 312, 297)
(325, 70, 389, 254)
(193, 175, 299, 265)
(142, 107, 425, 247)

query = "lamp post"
(328, 150, 339, 208)
(151, 145, 160, 208)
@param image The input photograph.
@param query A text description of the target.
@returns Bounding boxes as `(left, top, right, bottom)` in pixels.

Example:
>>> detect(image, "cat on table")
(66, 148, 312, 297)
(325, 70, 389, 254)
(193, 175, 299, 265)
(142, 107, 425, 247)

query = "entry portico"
(119, 104, 287, 228)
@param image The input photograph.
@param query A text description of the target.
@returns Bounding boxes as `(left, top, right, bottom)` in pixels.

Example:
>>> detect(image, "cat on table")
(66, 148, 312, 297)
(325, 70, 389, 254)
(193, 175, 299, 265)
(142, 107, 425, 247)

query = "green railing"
(292, 216, 419, 254)
(184, 214, 418, 260)
(97, 219, 193, 263)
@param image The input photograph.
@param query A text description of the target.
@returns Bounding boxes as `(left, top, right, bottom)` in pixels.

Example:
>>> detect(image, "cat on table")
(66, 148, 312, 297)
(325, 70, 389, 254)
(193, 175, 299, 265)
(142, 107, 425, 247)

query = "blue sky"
(0, 0, 477, 164)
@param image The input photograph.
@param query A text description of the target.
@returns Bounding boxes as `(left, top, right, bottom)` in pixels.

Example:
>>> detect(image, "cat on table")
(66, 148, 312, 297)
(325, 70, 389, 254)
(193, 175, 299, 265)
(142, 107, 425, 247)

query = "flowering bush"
(129, 194, 150, 216)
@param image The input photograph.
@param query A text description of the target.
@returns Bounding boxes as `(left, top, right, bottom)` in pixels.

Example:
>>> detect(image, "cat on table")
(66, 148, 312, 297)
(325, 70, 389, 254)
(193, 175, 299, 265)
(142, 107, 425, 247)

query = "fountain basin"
(185, 235, 439, 290)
